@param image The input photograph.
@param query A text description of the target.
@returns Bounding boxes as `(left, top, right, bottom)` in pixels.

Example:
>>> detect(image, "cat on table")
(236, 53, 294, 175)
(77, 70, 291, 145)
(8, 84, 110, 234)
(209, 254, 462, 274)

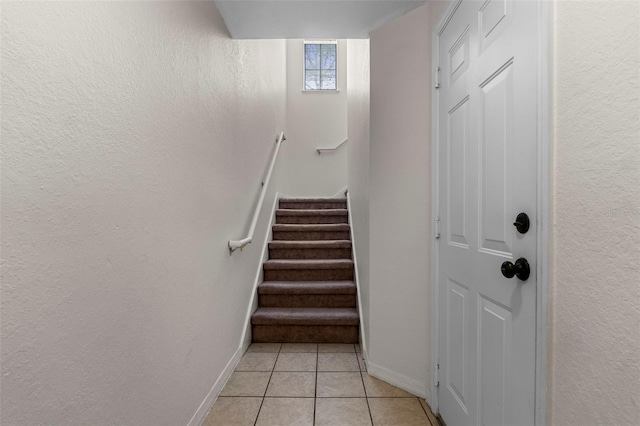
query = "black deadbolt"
(501, 258, 531, 281)
(513, 213, 530, 234)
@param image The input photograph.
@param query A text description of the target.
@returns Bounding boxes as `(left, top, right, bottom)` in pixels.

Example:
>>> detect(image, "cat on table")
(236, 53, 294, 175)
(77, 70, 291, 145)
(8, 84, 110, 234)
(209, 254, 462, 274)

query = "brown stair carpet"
(252, 198, 359, 343)
(272, 224, 351, 241)
(259, 281, 356, 308)
(275, 209, 348, 224)
(278, 198, 347, 210)
(268, 240, 352, 259)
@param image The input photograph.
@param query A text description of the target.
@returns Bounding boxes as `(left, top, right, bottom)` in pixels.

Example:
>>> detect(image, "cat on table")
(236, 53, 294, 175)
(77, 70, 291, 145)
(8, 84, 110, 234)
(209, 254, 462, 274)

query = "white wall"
(361, 0, 640, 422)
(5, 1, 638, 424)
(0, 2, 286, 425)
(283, 39, 348, 197)
(366, 3, 438, 399)
(346, 39, 371, 353)
(550, 2, 640, 425)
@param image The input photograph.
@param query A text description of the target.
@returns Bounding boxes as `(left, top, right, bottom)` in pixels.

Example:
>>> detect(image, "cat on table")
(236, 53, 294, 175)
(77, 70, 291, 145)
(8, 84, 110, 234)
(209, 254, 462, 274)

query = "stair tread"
(258, 281, 356, 294)
(269, 240, 351, 249)
(276, 209, 347, 216)
(264, 259, 354, 270)
(252, 307, 359, 325)
(273, 224, 350, 231)
(278, 199, 347, 210)
(279, 198, 346, 203)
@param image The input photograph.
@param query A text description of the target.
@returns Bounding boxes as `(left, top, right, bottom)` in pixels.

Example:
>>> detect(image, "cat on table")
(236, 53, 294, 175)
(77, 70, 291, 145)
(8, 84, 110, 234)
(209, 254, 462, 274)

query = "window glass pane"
(320, 44, 336, 70)
(305, 70, 320, 90)
(320, 70, 337, 90)
(304, 42, 337, 90)
(305, 44, 320, 69)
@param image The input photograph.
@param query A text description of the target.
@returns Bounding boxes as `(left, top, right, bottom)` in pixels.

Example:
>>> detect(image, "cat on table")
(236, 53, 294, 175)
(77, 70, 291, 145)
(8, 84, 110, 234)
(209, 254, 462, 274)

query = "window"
(304, 41, 337, 91)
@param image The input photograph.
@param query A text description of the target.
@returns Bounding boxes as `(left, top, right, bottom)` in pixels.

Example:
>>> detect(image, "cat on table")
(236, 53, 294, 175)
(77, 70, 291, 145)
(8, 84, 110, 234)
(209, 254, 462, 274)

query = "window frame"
(302, 40, 339, 92)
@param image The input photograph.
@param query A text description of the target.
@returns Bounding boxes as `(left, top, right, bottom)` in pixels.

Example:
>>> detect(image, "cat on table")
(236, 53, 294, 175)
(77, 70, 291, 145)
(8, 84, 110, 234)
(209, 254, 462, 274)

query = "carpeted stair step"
(272, 224, 350, 241)
(279, 198, 347, 210)
(251, 196, 360, 344)
(252, 307, 359, 325)
(276, 209, 348, 224)
(251, 307, 359, 343)
(264, 259, 354, 281)
(269, 240, 352, 259)
(258, 281, 356, 308)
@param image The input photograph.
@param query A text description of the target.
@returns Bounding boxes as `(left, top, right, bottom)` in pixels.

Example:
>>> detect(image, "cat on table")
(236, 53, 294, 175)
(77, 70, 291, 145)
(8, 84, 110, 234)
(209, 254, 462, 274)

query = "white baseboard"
(361, 347, 368, 371)
(366, 359, 429, 400)
(346, 192, 368, 358)
(187, 345, 244, 426)
(237, 191, 281, 354)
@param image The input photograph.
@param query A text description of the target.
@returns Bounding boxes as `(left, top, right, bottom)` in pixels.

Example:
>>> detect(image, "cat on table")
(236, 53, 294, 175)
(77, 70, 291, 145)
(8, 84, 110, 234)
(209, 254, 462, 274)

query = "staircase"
(251, 198, 359, 343)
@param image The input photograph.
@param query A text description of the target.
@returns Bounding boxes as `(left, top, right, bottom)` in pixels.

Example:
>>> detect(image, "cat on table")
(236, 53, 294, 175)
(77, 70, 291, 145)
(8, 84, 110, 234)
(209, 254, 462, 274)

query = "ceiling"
(213, 1, 426, 39)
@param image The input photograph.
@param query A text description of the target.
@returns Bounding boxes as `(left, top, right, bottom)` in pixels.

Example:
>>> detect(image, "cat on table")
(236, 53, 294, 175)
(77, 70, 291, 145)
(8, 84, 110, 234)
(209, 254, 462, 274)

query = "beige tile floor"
(203, 343, 440, 426)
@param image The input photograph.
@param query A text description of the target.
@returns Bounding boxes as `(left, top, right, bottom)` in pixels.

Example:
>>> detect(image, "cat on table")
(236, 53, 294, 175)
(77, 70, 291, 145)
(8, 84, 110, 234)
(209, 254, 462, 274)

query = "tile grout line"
(313, 344, 319, 426)
(418, 397, 438, 426)
(221, 395, 419, 399)
(253, 369, 362, 372)
(220, 395, 419, 399)
(253, 344, 282, 426)
(353, 345, 373, 425)
(357, 347, 375, 426)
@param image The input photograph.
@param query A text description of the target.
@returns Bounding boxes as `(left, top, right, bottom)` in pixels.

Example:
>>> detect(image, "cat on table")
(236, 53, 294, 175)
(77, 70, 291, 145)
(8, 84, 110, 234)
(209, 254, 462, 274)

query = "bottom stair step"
(252, 307, 359, 325)
(252, 325, 359, 343)
(251, 307, 359, 343)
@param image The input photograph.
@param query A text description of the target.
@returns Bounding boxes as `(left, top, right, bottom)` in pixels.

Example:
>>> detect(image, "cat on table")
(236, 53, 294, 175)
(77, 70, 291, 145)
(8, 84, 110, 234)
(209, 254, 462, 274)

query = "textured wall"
(368, 3, 435, 398)
(346, 39, 371, 353)
(283, 39, 348, 197)
(350, 0, 640, 422)
(550, 1, 640, 425)
(0, 2, 286, 424)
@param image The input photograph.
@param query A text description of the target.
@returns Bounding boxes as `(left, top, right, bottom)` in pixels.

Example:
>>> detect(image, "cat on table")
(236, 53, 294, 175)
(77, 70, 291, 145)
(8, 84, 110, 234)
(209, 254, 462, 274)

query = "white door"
(437, 1, 538, 425)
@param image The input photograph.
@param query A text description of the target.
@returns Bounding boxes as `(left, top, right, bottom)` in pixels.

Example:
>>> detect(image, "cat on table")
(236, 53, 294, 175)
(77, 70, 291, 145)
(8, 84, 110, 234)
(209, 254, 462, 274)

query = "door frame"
(429, 1, 551, 425)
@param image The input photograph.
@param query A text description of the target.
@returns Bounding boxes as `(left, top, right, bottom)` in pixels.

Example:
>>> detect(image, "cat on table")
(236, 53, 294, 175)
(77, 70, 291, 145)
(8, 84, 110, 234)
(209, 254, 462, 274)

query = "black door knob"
(501, 258, 531, 281)
(513, 213, 530, 234)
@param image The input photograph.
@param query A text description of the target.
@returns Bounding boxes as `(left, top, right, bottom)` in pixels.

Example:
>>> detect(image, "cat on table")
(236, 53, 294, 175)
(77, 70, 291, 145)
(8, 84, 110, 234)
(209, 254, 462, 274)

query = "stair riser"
(269, 248, 352, 260)
(252, 325, 359, 343)
(273, 231, 351, 241)
(276, 215, 348, 224)
(259, 294, 356, 308)
(279, 201, 347, 210)
(264, 269, 354, 281)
